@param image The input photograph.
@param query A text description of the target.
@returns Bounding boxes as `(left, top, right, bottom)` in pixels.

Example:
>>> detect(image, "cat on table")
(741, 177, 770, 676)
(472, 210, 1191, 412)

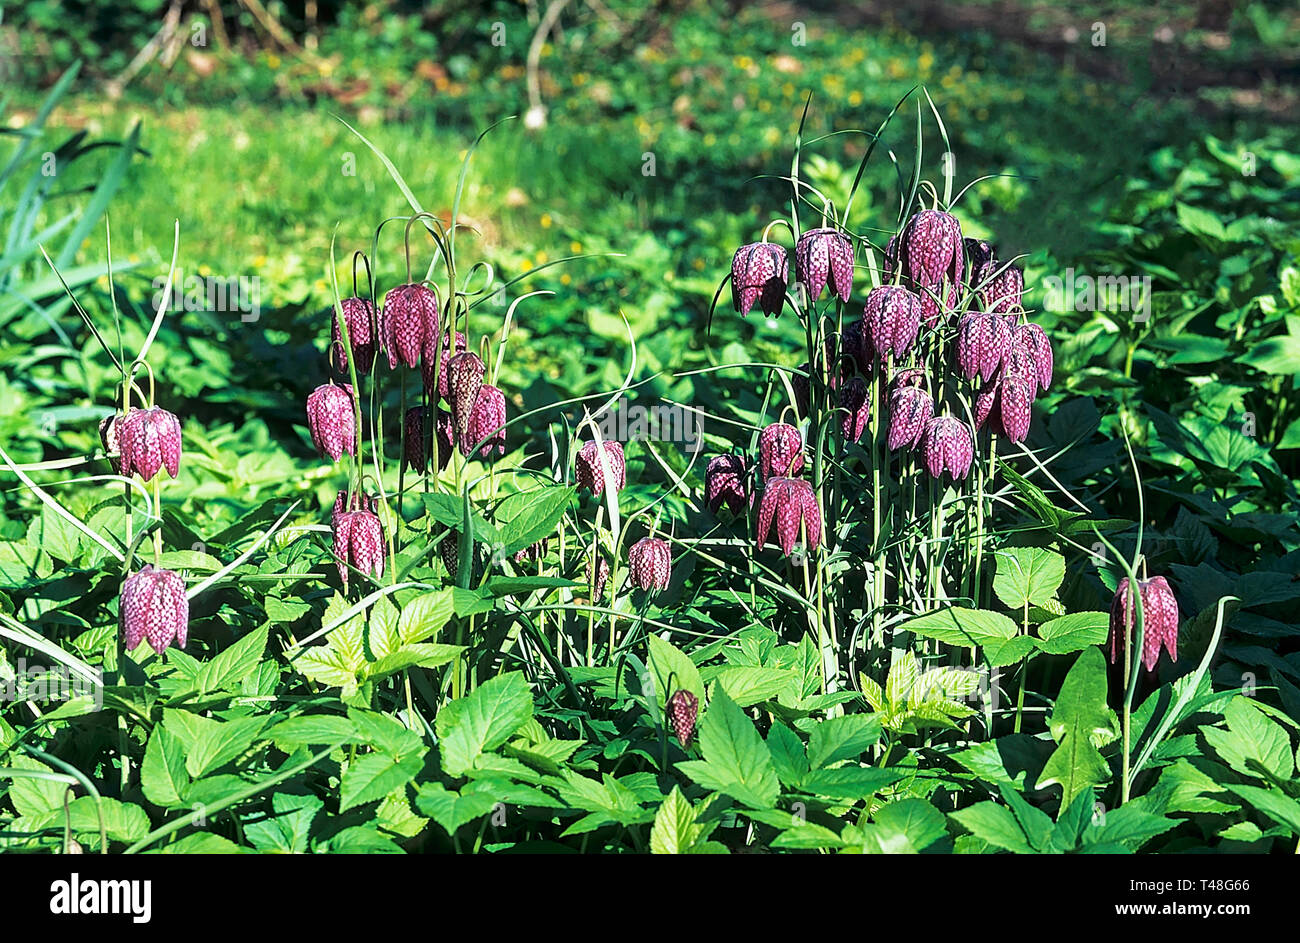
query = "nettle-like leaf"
(992, 547, 1065, 611)
(1201, 696, 1295, 782)
(646, 632, 705, 709)
(676, 684, 780, 809)
(649, 787, 727, 854)
(859, 653, 977, 733)
(1035, 648, 1118, 806)
(435, 671, 534, 778)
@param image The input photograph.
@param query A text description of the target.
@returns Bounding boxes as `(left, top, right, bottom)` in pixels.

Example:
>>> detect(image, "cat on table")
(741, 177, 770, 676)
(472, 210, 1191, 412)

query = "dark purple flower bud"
(756, 477, 822, 557)
(974, 258, 1025, 314)
(898, 210, 964, 326)
(118, 406, 183, 482)
(864, 284, 923, 361)
(99, 410, 128, 474)
(840, 319, 872, 375)
(667, 689, 699, 747)
(956, 310, 1012, 383)
(514, 538, 548, 567)
(758, 422, 805, 481)
(795, 227, 854, 304)
(463, 384, 507, 459)
(333, 508, 385, 587)
(404, 406, 455, 473)
(921, 415, 974, 480)
(1108, 576, 1179, 673)
(730, 242, 789, 317)
(121, 564, 189, 654)
(790, 362, 810, 418)
(627, 537, 672, 593)
(587, 553, 611, 601)
(882, 234, 899, 281)
(332, 297, 377, 374)
(306, 383, 355, 461)
(446, 352, 486, 443)
(576, 440, 626, 497)
(964, 237, 995, 271)
(886, 371, 934, 451)
(381, 283, 439, 370)
(705, 454, 749, 515)
(840, 376, 871, 443)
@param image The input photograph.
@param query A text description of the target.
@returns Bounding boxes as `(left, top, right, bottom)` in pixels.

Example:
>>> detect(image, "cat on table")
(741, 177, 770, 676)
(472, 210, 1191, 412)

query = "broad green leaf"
(708, 665, 798, 707)
(649, 787, 700, 854)
(141, 727, 189, 807)
(496, 486, 575, 555)
(193, 626, 268, 694)
(862, 798, 948, 853)
(676, 685, 779, 809)
(1226, 784, 1300, 836)
(901, 607, 1018, 649)
(807, 714, 882, 768)
(163, 710, 267, 779)
(339, 752, 422, 812)
(397, 590, 455, 644)
(436, 672, 534, 777)
(266, 714, 359, 749)
(992, 548, 1065, 610)
(646, 633, 705, 709)
(1036, 612, 1109, 654)
(4, 755, 66, 817)
(243, 793, 323, 853)
(950, 802, 1034, 854)
(765, 723, 809, 790)
(799, 767, 900, 800)
(416, 782, 499, 836)
(1202, 696, 1294, 781)
(1035, 649, 1117, 806)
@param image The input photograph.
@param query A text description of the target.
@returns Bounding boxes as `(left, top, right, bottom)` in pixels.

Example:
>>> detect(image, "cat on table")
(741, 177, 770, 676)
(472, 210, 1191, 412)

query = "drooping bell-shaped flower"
(422, 329, 468, 400)
(864, 284, 923, 361)
(730, 242, 789, 317)
(381, 282, 439, 370)
(118, 406, 183, 482)
(897, 209, 964, 326)
(463, 384, 507, 459)
(627, 537, 672, 593)
(975, 369, 1034, 444)
(1011, 321, 1053, 394)
(587, 553, 611, 601)
(514, 538, 548, 567)
(886, 370, 934, 451)
(575, 440, 626, 497)
(667, 689, 699, 747)
(306, 383, 355, 461)
(756, 477, 822, 556)
(921, 415, 974, 480)
(446, 352, 486, 443)
(955, 310, 1012, 383)
(758, 422, 805, 481)
(403, 406, 455, 473)
(1108, 576, 1179, 673)
(120, 564, 189, 654)
(974, 258, 1025, 314)
(333, 506, 385, 587)
(99, 410, 128, 474)
(795, 227, 854, 304)
(705, 454, 749, 515)
(840, 319, 872, 375)
(840, 376, 871, 444)
(331, 297, 377, 374)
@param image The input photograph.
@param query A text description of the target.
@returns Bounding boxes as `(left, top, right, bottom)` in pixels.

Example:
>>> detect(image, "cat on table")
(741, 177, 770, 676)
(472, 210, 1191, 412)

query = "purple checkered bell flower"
(974, 258, 1025, 314)
(795, 227, 854, 304)
(840, 376, 871, 444)
(99, 410, 130, 474)
(955, 310, 1012, 383)
(921, 415, 974, 480)
(864, 284, 923, 362)
(730, 241, 789, 317)
(758, 422, 805, 481)
(575, 440, 626, 497)
(331, 297, 377, 374)
(667, 689, 699, 747)
(1010, 320, 1053, 394)
(422, 329, 468, 399)
(120, 564, 189, 654)
(446, 352, 486, 443)
(975, 356, 1035, 444)
(705, 454, 750, 515)
(886, 370, 934, 451)
(627, 537, 672, 593)
(118, 406, 183, 482)
(333, 505, 385, 587)
(381, 282, 439, 369)
(306, 383, 355, 461)
(898, 209, 964, 326)
(1108, 576, 1179, 673)
(404, 406, 455, 473)
(463, 384, 507, 459)
(756, 477, 822, 557)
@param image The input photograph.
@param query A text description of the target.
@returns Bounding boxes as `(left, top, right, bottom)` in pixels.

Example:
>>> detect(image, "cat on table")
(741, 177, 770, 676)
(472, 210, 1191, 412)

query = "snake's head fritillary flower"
(627, 537, 672, 593)
(575, 440, 626, 497)
(1011, 321, 1053, 394)
(964, 237, 995, 271)
(864, 284, 923, 361)
(333, 508, 385, 587)
(587, 553, 611, 601)
(730, 242, 789, 317)
(667, 689, 699, 747)
(840, 376, 871, 444)
(921, 415, 974, 480)
(886, 371, 934, 451)
(898, 209, 964, 326)
(756, 477, 821, 556)
(705, 454, 750, 515)
(514, 538, 549, 567)
(840, 318, 872, 375)
(403, 406, 456, 473)
(463, 384, 507, 459)
(974, 258, 1025, 314)
(381, 283, 439, 369)
(956, 310, 1012, 383)
(422, 329, 468, 399)
(446, 352, 486, 443)
(99, 410, 129, 474)
(795, 227, 854, 304)
(1108, 576, 1179, 673)
(306, 383, 355, 461)
(120, 564, 189, 654)
(332, 297, 377, 374)
(118, 406, 183, 482)
(758, 422, 805, 481)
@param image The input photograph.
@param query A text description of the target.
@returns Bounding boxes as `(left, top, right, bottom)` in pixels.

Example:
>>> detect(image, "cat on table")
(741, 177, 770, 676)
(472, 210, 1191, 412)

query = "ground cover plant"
(1, 1, 1298, 856)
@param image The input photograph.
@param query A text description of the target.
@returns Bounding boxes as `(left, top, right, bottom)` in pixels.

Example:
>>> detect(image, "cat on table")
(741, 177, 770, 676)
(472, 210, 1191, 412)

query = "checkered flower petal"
(956, 310, 1012, 383)
(796, 227, 854, 304)
(306, 383, 355, 461)
(381, 283, 439, 370)
(730, 242, 789, 317)
(118, 406, 183, 482)
(705, 454, 749, 515)
(898, 210, 964, 326)
(446, 352, 486, 443)
(332, 297, 377, 374)
(576, 440, 626, 497)
(758, 422, 805, 481)
(628, 537, 672, 593)
(840, 376, 871, 443)
(120, 564, 189, 654)
(757, 477, 820, 556)
(886, 378, 934, 451)
(667, 689, 699, 747)
(464, 384, 507, 459)
(921, 415, 974, 480)
(864, 285, 923, 361)
(1109, 576, 1180, 673)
